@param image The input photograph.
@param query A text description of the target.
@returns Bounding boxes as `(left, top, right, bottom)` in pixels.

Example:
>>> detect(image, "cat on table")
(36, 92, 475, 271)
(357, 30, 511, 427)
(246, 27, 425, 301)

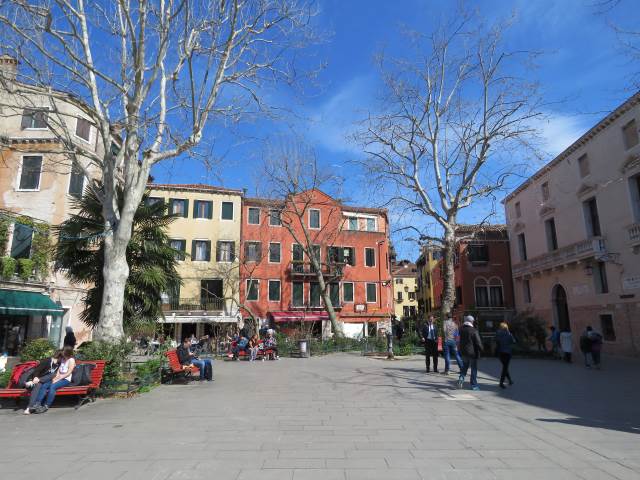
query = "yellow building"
(391, 260, 418, 322)
(415, 246, 440, 320)
(148, 184, 243, 341)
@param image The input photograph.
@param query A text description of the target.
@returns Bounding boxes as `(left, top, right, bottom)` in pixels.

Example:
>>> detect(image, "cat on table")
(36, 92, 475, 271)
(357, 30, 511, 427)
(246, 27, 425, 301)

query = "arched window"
(488, 277, 504, 308)
(474, 277, 504, 308)
(474, 277, 489, 308)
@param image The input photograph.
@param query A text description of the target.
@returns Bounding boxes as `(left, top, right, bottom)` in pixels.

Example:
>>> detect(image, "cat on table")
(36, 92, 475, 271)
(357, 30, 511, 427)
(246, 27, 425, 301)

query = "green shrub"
(0, 370, 11, 388)
(134, 357, 162, 384)
(1, 256, 16, 279)
(77, 340, 134, 383)
(17, 258, 34, 281)
(20, 338, 56, 361)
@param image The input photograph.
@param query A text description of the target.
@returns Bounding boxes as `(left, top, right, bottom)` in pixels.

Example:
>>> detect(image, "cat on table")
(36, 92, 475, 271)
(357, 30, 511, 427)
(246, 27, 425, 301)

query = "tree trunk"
(440, 227, 456, 324)
(313, 267, 344, 338)
(94, 234, 129, 341)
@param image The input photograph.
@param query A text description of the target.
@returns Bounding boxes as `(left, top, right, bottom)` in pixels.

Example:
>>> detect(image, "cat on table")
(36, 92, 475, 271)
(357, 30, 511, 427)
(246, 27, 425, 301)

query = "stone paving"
(1, 353, 639, 480)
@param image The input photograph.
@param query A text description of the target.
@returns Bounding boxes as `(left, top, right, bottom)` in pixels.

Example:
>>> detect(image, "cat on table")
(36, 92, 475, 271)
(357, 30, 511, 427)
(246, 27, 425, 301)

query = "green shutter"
(191, 240, 196, 261)
(182, 199, 189, 218)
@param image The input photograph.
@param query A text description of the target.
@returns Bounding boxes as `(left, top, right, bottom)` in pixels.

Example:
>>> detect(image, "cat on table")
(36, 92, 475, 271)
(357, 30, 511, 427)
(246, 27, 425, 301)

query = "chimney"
(0, 55, 18, 82)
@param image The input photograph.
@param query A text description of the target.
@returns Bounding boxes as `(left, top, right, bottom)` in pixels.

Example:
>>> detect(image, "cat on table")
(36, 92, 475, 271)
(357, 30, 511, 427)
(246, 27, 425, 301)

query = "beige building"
(504, 92, 640, 356)
(0, 55, 103, 352)
(391, 260, 419, 322)
(415, 246, 440, 320)
(147, 184, 243, 341)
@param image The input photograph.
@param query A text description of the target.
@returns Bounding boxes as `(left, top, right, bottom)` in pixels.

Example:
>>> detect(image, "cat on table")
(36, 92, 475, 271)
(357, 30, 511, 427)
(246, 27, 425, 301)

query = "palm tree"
(55, 185, 181, 333)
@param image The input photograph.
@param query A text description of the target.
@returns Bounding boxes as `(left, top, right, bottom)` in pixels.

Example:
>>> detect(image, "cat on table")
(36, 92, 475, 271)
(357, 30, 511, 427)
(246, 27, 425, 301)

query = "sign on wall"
(623, 275, 640, 291)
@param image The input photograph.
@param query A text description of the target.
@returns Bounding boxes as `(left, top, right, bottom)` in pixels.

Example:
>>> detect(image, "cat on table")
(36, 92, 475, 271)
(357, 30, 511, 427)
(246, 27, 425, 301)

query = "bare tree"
(0, 0, 314, 341)
(262, 142, 346, 337)
(355, 13, 543, 320)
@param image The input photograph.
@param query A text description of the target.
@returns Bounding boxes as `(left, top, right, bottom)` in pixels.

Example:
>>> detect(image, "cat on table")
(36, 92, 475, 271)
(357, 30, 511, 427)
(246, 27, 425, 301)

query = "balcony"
(512, 237, 607, 278)
(628, 223, 640, 246)
(288, 261, 345, 278)
(162, 297, 224, 313)
(288, 302, 342, 311)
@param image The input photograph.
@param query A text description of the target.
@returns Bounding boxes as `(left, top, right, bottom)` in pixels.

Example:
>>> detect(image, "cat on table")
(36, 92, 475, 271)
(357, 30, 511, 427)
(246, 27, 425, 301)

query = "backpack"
(9, 361, 38, 388)
(70, 363, 96, 386)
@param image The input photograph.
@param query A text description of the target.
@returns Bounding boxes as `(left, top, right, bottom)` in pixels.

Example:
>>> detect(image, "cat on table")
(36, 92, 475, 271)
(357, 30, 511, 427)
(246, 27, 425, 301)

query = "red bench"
(165, 349, 200, 383)
(0, 360, 106, 409)
(225, 347, 276, 361)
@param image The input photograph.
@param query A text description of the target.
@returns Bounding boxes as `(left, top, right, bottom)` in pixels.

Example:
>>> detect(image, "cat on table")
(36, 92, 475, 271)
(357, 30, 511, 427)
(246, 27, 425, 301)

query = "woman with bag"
(495, 322, 515, 389)
(31, 346, 76, 414)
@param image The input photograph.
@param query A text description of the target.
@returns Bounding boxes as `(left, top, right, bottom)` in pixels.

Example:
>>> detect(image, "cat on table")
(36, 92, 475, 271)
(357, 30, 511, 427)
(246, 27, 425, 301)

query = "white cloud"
(536, 112, 593, 157)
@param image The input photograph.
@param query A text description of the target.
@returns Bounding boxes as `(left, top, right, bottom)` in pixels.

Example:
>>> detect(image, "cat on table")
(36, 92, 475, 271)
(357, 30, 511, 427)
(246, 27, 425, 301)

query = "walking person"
(442, 316, 463, 375)
(587, 326, 603, 369)
(457, 316, 483, 391)
(579, 327, 593, 368)
(548, 326, 561, 359)
(495, 322, 515, 389)
(421, 316, 439, 373)
(63, 326, 76, 349)
(560, 330, 573, 363)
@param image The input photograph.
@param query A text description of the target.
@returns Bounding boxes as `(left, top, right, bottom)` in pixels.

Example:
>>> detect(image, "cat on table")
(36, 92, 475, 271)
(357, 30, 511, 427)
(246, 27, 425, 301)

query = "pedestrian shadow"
(536, 417, 640, 435)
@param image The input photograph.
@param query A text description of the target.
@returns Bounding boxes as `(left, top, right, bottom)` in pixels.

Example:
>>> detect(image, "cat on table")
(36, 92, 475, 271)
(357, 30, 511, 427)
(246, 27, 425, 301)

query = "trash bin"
(297, 339, 310, 358)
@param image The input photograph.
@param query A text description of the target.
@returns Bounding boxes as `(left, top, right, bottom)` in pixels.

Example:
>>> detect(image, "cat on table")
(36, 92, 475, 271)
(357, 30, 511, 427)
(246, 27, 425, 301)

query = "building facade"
(415, 246, 440, 320)
(239, 190, 393, 338)
(0, 55, 103, 352)
(431, 225, 515, 336)
(504, 92, 640, 356)
(391, 260, 418, 322)
(147, 184, 243, 341)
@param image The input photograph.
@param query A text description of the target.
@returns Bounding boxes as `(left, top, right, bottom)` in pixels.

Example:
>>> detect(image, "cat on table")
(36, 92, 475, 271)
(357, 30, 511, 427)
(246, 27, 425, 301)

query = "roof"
(391, 260, 417, 277)
(244, 196, 388, 216)
(455, 224, 507, 235)
(149, 183, 243, 195)
(504, 90, 640, 204)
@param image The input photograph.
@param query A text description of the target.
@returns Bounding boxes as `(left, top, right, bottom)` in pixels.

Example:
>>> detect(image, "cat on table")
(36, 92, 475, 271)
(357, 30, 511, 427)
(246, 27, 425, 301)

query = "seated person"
(23, 350, 62, 415)
(248, 335, 261, 362)
(32, 346, 76, 414)
(263, 331, 279, 359)
(232, 335, 249, 359)
(177, 337, 213, 381)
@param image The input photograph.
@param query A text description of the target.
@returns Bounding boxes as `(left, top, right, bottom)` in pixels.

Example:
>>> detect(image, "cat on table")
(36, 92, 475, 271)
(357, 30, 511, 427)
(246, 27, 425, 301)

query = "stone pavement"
(1, 353, 639, 480)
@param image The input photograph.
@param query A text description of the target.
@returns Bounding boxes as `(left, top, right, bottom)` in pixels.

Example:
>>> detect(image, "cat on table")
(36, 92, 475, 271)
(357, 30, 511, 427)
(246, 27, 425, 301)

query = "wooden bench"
(165, 349, 200, 383)
(0, 360, 106, 409)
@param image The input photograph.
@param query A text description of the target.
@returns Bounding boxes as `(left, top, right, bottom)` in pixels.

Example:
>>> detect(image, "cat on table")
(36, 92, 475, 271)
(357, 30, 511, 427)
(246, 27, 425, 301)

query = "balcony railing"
(162, 297, 224, 312)
(288, 261, 345, 277)
(628, 223, 640, 245)
(512, 236, 607, 277)
(288, 302, 342, 311)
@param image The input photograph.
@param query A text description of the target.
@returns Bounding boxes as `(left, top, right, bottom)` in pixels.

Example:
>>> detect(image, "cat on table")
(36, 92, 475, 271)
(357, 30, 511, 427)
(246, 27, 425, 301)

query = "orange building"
(239, 190, 393, 338)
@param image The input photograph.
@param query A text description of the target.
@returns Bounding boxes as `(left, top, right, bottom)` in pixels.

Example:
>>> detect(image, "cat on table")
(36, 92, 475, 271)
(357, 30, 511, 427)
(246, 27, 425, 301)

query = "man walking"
(457, 315, 483, 391)
(421, 316, 439, 373)
(442, 316, 463, 375)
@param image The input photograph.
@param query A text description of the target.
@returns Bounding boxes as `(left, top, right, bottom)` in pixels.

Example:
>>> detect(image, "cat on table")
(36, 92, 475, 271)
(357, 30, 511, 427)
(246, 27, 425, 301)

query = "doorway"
(552, 284, 571, 332)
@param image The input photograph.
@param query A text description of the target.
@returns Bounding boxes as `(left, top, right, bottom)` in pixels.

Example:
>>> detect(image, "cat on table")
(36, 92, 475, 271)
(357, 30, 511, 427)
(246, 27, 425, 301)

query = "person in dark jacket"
(177, 338, 213, 381)
(420, 316, 439, 373)
(495, 322, 515, 389)
(457, 316, 483, 391)
(63, 326, 76, 349)
(23, 350, 62, 415)
(580, 327, 594, 368)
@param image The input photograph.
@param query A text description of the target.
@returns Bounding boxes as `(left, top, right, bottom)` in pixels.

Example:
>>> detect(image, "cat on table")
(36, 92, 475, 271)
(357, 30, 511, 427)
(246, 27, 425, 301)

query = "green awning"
(0, 289, 64, 316)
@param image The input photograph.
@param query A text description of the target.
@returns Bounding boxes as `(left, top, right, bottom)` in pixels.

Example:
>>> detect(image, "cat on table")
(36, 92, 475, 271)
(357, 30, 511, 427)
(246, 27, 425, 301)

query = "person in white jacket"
(560, 330, 573, 363)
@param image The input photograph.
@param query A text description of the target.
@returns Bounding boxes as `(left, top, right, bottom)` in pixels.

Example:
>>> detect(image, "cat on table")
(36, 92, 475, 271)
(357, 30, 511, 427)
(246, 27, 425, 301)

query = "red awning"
(270, 311, 329, 323)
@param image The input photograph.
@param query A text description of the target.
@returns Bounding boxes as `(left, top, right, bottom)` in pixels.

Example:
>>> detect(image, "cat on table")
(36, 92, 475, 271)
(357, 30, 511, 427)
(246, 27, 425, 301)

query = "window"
(366, 218, 376, 232)
(545, 218, 558, 251)
(268, 280, 281, 302)
(18, 156, 42, 190)
(268, 242, 281, 263)
(292, 282, 304, 307)
(246, 280, 259, 301)
(622, 119, 639, 149)
(170, 239, 186, 261)
(347, 217, 358, 230)
(517, 233, 527, 261)
(366, 283, 377, 303)
(594, 261, 609, 294)
(397, 291, 403, 302)
(309, 209, 320, 229)
(541, 182, 550, 201)
(169, 198, 189, 217)
(600, 314, 616, 341)
(523, 279, 532, 303)
(395, 278, 403, 284)
(191, 240, 211, 261)
(515, 202, 521, 218)
(489, 283, 504, 307)
(630, 174, 640, 222)
(244, 241, 262, 262)
(343, 282, 354, 302)
(68, 164, 84, 198)
(216, 241, 235, 263)
(75, 117, 92, 141)
(327, 246, 355, 266)
(577, 154, 590, 178)
(201, 279, 223, 303)
(20, 108, 47, 129)
(474, 278, 489, 308)
(583, 197, 601, 237)
(330, 283, 340, 307)
(310, 283, 321, 307)
(468, 244, 489, 263)
(365, 247, 376, 267)
(269, 209, 282, 226)
(247, 207, 260, 225)
(10, 223, 33, 259)
(221, 201, 234, 220)
(408, 292, 416, 301)
(193, 200, 213, 219)
(310, 244, 321, 264)
(292, 243, 304, 262)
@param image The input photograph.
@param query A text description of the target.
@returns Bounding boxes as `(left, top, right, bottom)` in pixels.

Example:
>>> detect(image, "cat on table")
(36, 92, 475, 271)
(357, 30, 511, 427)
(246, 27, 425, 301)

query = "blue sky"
(152, 0, 639, 259)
